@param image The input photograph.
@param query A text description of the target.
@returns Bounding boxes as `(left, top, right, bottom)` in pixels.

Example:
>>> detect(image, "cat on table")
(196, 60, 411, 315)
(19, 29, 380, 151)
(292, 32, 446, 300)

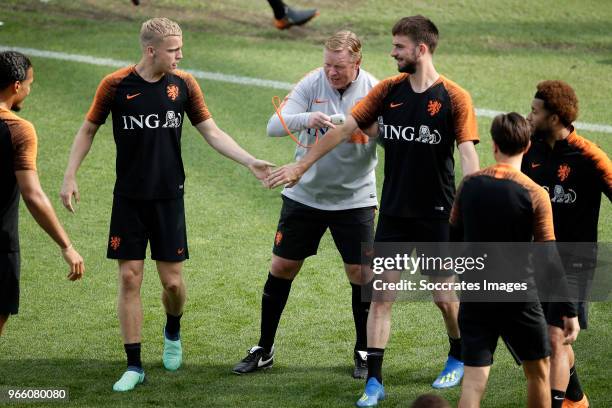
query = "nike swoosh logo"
(390, 102, 403, 108)
(531, 163, 541, 168)
(258, 355, 273, 367)
(314, 98, 328, 104)
(553, 396, 564, 401)
(126, 93, 142, 100)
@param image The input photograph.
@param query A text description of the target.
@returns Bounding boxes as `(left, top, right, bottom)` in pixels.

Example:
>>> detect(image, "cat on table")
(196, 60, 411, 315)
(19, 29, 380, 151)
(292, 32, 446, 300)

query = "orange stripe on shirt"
(441, 76, 480, 146)
(173, 69, 212, 125)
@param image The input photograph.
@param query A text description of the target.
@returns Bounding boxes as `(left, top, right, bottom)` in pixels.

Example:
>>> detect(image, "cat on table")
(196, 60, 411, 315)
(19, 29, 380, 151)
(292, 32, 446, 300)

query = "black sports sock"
(566, 365, 585, 401)
(551, 389, 565, 408)
(366, 348, 384, 383)
(351, 283, 369, 352)
(448, 336, 462, 361)
(124, 343, 142, 370)
(267, 0, 287, 19)
(165, 313, 182, 341)
(258, 273, 293, 353)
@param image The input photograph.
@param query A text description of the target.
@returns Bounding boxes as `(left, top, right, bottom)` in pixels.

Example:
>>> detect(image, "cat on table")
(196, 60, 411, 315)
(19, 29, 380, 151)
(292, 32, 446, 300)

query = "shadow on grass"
(0, 358, 449, 407)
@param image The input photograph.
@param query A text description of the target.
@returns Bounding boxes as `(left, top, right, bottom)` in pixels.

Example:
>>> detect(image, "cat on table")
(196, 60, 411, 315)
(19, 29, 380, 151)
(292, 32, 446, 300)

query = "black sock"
(124, 343, 142, 371)
(258, 273, 293, 353)
(566, 365, 585, 401)
(448, 336, 462, 361)
(551, 389, 565, 408)
(366, 348, 384, 383)
(165, 313, 182, 341)
(267, 0, 287, 19)
(351, 283, 369, 352)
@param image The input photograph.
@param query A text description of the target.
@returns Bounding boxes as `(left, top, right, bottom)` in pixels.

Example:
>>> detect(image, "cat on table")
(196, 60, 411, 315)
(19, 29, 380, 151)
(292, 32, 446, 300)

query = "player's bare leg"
(0, 314, 8, 336)
(157, 261, 185, 371)
(523, 358, 551, 408)
(114, 260, 145, 391)
(458, 365, 490, 408)
(431, 275, 463, 388)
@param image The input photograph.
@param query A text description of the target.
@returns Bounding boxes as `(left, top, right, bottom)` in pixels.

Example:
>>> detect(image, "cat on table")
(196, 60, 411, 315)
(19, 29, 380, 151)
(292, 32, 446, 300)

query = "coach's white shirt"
(267, 67, 378, 210)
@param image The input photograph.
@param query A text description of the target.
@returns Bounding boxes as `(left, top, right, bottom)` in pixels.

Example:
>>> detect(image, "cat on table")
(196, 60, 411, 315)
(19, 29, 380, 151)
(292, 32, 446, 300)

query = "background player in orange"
(267, 15, 480, 405)
(0, 51, 84, 336)
(451, 113, 579, 408)
(522, 80, 612, 408)
(60, 18, 273, 391)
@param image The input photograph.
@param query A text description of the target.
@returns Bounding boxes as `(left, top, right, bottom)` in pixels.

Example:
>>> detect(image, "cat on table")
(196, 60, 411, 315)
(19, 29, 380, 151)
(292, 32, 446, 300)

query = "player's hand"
(62, 245, 85, 281)
(266, 163, 304, 189)
(308, 112, 335, 130)
(248, 159, 276, 183)
(562, 315, 580, 345)
(60, 176, 80, 213)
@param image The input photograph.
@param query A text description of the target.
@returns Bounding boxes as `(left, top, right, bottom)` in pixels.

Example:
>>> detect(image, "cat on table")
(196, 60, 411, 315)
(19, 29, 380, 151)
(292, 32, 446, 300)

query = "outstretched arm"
(60, 120, 99, 213)
(195, 118, 275, 181)
(266, 114, 360, 189)
(17, 170, 84, 280)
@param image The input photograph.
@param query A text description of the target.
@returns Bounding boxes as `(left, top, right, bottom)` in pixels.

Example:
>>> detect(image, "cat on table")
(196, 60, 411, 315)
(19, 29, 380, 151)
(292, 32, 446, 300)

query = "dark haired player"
(267, 15, 480, 406)
(1, 51, 84, 335)
(60, 18, 273, 391)
(452, 112, 579, 408)
(522, 80, 612, 408)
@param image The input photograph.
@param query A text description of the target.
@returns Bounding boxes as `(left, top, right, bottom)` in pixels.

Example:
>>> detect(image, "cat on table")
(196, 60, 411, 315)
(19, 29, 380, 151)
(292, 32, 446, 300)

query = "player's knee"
(370, 301, 392, 316)
(270, 258, 300, 279)
(523, 358, 549, 381)
(434, 300, 456, 315)
(345, 263, 362, 283)
(162, 278, 183, 295)
(119, 269, 142, 291)
(548, 326, 566, 356)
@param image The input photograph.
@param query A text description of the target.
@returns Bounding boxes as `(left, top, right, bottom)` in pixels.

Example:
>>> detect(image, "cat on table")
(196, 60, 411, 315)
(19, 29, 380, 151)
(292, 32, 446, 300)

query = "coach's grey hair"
(140, 18, 182, 47)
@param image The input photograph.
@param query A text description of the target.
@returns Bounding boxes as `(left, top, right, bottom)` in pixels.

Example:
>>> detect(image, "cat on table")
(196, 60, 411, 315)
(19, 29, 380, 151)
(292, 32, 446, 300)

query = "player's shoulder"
(101, 66, 134, 86)
(171, 69, 197, 83)
(439, 75, 472, 100)
(1, 111, 37, 143)
(567, 130, 609, 163)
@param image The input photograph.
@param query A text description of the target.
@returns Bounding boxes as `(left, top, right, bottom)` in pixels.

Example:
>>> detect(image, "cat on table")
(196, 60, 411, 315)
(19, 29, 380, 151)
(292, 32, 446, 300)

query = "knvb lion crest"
(167, 84, 179, 101)
(110, 236, 121, 251)
(545, 185, 577, 204)
(274, 231, 283, 246)
(557, 164, 571, 182)
(427, 99, 442, 116)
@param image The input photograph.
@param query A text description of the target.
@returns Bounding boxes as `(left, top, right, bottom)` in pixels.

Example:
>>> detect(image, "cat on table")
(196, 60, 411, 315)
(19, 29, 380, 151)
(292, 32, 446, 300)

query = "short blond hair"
(325, 31, 362, 62)
(140, 18, 182, 47)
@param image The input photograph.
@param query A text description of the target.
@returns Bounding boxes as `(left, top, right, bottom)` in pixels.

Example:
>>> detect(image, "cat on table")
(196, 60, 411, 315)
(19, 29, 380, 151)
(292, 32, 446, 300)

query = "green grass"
(0, 1, 611, 406)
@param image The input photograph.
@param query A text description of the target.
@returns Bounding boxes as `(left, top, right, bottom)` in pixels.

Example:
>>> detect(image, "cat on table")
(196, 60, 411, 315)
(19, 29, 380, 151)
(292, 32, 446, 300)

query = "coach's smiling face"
(323, 48, 360, 91)
(152, 35, 183, 73)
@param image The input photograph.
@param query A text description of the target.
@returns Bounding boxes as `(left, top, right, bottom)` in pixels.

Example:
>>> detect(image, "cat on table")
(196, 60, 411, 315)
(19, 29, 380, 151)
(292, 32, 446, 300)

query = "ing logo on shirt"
(427, 99, 442, 116)
(167, 84, 179, 101)
(557, 164, 571, 182)
(379, 121, 442, 145)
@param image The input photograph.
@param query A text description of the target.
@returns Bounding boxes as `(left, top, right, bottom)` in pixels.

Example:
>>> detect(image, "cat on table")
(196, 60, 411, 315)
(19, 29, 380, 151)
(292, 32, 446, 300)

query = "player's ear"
(523, 140, 531, 154)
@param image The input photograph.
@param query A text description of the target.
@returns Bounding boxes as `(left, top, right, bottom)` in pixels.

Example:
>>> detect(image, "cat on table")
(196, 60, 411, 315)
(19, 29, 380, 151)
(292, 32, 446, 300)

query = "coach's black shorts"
(107, 195, 188, 262)
(272, 196, 375, 264)
(459, 302, 550, 367)
(542, 302, 589, 330)
(374, 214, 452, 276)
(0, 252, 20, 315)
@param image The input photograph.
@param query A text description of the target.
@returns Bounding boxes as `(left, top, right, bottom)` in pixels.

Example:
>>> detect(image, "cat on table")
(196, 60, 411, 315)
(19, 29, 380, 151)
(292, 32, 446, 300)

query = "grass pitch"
(0, 1, 610, 406)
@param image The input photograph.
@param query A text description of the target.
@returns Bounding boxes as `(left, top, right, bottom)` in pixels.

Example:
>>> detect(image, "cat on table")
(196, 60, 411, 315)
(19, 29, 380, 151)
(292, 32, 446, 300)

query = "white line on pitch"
(1, 45, 611, 134)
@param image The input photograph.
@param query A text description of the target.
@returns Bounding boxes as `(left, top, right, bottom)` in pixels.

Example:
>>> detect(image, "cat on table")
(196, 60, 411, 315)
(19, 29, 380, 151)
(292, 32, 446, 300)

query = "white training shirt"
(267, 67, 378, 210)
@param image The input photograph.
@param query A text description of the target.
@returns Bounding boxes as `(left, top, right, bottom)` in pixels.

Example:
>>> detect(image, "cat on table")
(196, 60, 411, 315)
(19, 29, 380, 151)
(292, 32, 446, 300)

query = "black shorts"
(107, 195, 188, 262)
(542, 302, 589, 330)
(272, 196, 375, 265)
(374, 214, 452, 276)
(0, 252, 20, 315)
(459, 302, 550, 367)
